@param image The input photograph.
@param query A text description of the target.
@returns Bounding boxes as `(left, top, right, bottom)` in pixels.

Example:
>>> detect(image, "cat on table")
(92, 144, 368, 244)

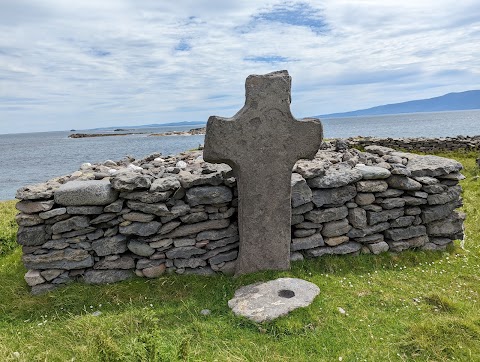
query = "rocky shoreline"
(15, 142, 465, 294)
(150, 127, 206, 137)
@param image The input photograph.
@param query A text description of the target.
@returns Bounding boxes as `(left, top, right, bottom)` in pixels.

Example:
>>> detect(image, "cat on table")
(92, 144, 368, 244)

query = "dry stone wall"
(343, 135, 480, 152)
(16, 146, 465, 294)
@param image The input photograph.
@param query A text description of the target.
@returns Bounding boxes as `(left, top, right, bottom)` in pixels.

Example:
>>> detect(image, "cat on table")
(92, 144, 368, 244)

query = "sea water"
(1, 110, 479, 200)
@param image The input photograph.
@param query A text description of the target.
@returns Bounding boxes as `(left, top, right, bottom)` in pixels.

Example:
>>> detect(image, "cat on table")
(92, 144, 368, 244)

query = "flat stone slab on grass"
(228, 277, 320, 322)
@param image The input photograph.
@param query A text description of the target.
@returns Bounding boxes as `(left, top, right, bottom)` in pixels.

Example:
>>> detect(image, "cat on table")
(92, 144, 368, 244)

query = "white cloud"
(0, 0, 479, 133)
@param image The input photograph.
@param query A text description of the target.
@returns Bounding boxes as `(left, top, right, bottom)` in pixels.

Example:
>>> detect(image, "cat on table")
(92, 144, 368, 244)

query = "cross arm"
(290, 118, 323, 161)
(203, 115, 239, 167)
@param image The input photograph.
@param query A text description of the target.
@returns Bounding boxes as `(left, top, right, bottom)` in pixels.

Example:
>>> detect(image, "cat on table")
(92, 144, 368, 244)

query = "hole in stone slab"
(278, 289, 295, 298)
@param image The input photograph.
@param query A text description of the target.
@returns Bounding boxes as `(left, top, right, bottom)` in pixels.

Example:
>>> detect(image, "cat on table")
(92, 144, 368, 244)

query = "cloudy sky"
(1, 0, 479, 134)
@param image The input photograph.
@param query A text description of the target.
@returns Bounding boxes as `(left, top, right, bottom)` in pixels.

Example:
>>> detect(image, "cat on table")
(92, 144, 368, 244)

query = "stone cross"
(203, 70, 323, 275)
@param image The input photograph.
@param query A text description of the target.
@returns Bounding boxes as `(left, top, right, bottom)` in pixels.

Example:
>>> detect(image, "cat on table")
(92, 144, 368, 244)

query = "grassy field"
(0, 152, 479, 362)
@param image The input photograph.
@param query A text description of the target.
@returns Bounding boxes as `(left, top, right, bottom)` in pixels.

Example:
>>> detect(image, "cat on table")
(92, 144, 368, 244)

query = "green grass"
(0, 200, 18, 255)
(1, 152, 479, 361)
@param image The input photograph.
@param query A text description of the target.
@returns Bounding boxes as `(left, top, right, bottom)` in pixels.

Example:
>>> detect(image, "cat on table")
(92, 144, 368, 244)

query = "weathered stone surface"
(127, 240, 155, 256)
(322, 219, 351, 237)
(427, 185, 462, 205)
(51, 216, 89, 234)
(387, 240, 410, 252)
(15, 213, 44, 227)
(294, 160, 327, 179)
(150, 176, 181, 192)
(24, 270, 45, 286)
(91, 235, 127, 256)
(126, 200, 170, 216)
(414, 176, 439, 185)
(305, 206, 348, 224)
(376, 188, 404, 198)
(174, 258, 207, 268)
(367, 208, 404, 225)
(386, 176, 422, 191)
(16, 181, 60, 201)
(308, 168, 362, 188)
(324, 235, 349, 246)
(110, 172, 152, 191)
(403, 196, 427, 206)
(203, 71, 323, 275)
(163, 218, 230, 239)
(142, 264, 167, 278)
(305, 242, 361, 257)
(348, 222, 390, 238)
(379, 198, 406, 210)
(173, 238, 196, 247)
(228, 278, 320, 322)
(54, 180, 118, 206)
(385, 225, 426, 241)
(66, 206, 103, 215)
(17, 225, 46, 246)
(422, 201, 459, 224)
(89, 213, 117, 224)
(185, 186, 232, 206)
(422, 184, 448, 194)
(348, 208, 367, 229)
(312, 185, 357, 207)
(407, 155, 463, 177)
(177, 171, 224, 188)
(16, 200, 55, 214)
(104, 199, 124, 213)
(293, 228, 316, 238)
(119, 221, 161, 236)
(23, 248, 94, 270)
(165, 246, 207, 259)
(40, 269, 63, 281)
(356, 180, 388, 193)
(84, 269, 133, 284)
(354, 165, 391, 179)
(121, 190, 172, 203)
(426, 212, 465, 237)
(94, 256, 135, 270)
(180, 212, 209, 224)
(209, 250, 238, 265)
(159, 221, 181, 235)
(390, 216, 415, 228)
(291, 173, 312, 207)
(367, 241, 389, 254)
(123, 212, 155, 223)
(291, 232, 324, 251)
(355, 193, 375, 206)
(355, 233, 384, 243)
(407, 235, 429, 247)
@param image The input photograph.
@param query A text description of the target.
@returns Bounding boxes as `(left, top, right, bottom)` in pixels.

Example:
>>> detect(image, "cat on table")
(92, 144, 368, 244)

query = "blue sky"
(1, 0, 479, 134)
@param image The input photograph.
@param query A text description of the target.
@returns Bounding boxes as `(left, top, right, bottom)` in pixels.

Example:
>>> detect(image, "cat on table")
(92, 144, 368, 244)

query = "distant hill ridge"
(319, 90, 480, 118)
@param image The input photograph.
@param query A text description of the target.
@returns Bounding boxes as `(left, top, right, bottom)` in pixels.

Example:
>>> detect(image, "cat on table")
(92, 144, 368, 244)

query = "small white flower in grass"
(339, 357, 343, 361)
(13, 352, 20, 359)
(92, 311, 102, 317)
(338, 307, 346, 315)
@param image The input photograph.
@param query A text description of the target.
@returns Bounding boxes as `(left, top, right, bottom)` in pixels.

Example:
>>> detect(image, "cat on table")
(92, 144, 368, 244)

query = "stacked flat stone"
(345, 135, 480, 153)
(15, 146, 465, 294)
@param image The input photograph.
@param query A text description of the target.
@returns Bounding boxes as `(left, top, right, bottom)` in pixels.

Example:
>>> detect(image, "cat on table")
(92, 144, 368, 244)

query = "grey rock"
(308, 168, 362, 188)
(185, 186, 233, 206)
(142, 264, 167, 278)
(385, 225, 426, 241)
(150, 176, 181, 192)
(23, 248, 94, 270)
(94, 256, 135, 269)
(104, 199, 124, 213)
(84, 270, 133, 284)
(149, 238, 173, 249)
(354, 233, 384, 243)
(364, 145, 394, 156)
(89, 213, 117, 224)
(409, 191, 428, 198)
(38, 207, 67, 219)
(24, 270, 45, 286)
(387, 240, 410, 252)
(52, 216, 89, 234)
(173, 238, 197, 247)
(166, 246, 207, 259)
(293, 228, 316, 238)
(422, 184, 448, 194)
(126, 200, 170, 216)
(405, 206, 422, 216)
(376, 189, 404, 198)
(407, 155, 463, 177)
(159, 221, 181, 235)
(348, 222, 390, 238)
(356, 180, 388, 193)
(31, 283, 58, 295)
(123, 212, 155, 222)
(322, 219, 351, 237)
(390, 216, 415, 228)
(40, 269, 63, 281)
(15, 213, 44, 226)
(91, 235, 127, 256)
(119, 221, 161, 236)
(402, 196, 427, 206)
(209, 250, 238, 265)
(290, 252, 304, 261)
(355, 193, 375, 206)
(361, 204, 383, 212)
(367, 208, 404, 225)
(16, 181, 60, 201)
(422, 201, 460, 224)
(17, 225, 46, 246)
(201, 242, 239, 260)
(306, 242, 361, 257)
(291, 173, 313, 207)
(174, 258, 207, 268)
(43, 239, 69, 249)
(295, 221, 322, 229)
(163, 219, 230, 239)
(426, 212, 465, 237)
(180, 212, 209, 224)
(440, 172, 465, 181)
(203, 71, 323, 276)
(291, 232, 324, 251)
(414, 176, 439, 185)
(367, 241, 389, 254)
(348, 208, 367, 229)
(430, 237, 453, 246)
(324, 235, 349, 246)
(120, 190, 172, 203)
(407, 235, 429, 247)
(294, 159, 327, 179)
(354, 165, 391, 179)
(227, 278, 320, 322)
(110, 172, 152, 191)
(291, 214, 304, 225)
(66, 206, 103, 215)
(312, 185, 357, 207)
(379, 198, 406, 210)
(136, 258, 166, 269)
(422, 242, 447, 251)
(205, 235, 239, 250)
(54, 180, 118, 206)
(177, 171, 223, 188)
(16, 200, 55, 214)
(127, 240, 155, 256)
(386, 176, 422, 191)
(427, 185, 462, 205)
(305, 206, 348, 223)
(62, 227, 96, 238)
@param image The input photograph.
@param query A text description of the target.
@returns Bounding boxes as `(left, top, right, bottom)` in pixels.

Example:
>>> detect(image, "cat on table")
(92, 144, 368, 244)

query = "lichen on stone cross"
(203, 70, 323, 275)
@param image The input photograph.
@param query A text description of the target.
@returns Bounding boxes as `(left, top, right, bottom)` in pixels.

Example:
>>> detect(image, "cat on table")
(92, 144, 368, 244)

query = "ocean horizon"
(1, 109, 479, 201)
